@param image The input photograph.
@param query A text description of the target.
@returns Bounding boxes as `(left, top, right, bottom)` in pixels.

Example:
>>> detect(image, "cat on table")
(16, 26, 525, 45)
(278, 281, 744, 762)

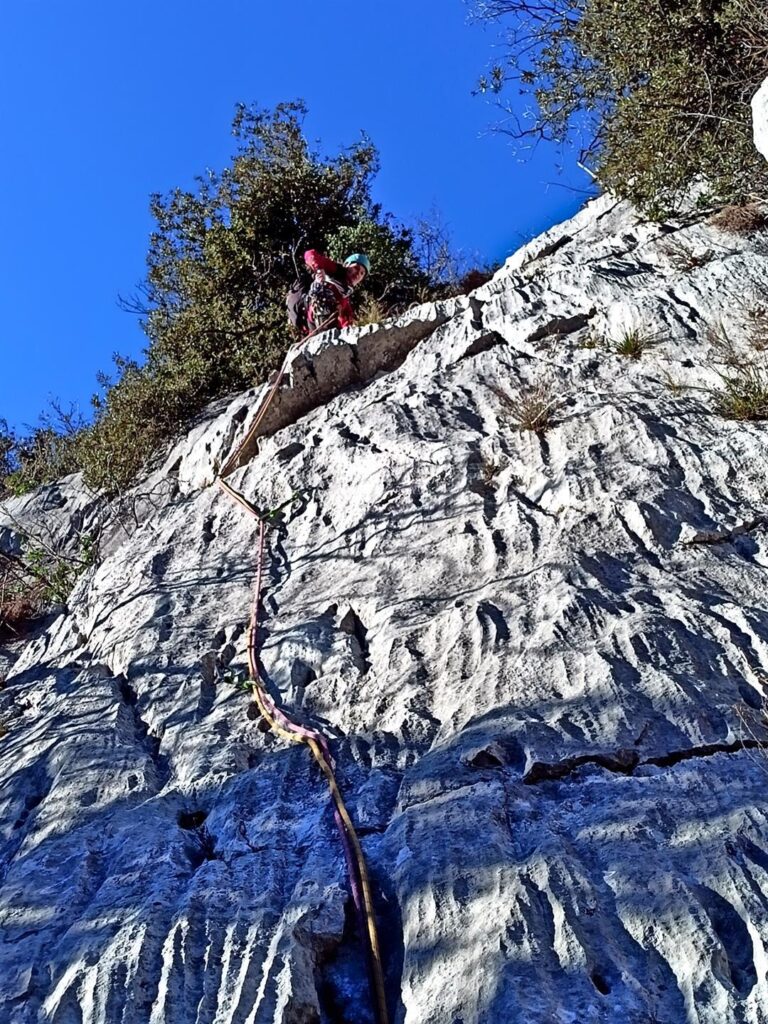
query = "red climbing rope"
(217, 321, 389, 1024)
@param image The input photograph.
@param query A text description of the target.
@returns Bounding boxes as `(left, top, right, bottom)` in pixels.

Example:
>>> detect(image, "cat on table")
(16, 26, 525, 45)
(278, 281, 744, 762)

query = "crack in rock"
(681, 515, 767, 546)
(524, 738, 767, 785)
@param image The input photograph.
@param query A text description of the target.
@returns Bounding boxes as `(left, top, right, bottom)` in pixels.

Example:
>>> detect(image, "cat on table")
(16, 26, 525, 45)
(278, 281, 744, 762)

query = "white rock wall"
(2, 196, 768, 1024)
(753, 77, 768, 162)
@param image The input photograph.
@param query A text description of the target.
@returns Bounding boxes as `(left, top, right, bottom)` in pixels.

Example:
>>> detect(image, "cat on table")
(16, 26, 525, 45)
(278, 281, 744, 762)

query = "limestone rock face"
(753, 77, 768, 161)
(3, 195, 768, 1024)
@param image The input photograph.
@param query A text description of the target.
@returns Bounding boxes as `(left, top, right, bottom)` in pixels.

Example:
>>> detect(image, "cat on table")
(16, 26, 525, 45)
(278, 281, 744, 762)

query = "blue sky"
(0, 1, 592, 432)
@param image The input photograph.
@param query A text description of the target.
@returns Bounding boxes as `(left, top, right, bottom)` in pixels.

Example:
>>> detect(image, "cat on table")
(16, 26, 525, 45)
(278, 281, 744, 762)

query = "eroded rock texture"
(3, 195, 768, 1023)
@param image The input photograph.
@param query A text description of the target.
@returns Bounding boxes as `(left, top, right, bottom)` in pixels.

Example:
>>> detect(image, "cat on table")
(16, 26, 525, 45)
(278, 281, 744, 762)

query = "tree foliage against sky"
(474, 0, 768, 213)
(46, 102, 429, 493)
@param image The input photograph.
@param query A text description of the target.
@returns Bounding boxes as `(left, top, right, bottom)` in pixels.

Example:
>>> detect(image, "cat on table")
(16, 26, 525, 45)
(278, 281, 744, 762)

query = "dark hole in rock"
(591, 971, 611, 995)
(276, 441, 305, 462)
(179, 810, 208, 830)
(468, 749, 505, 769)
(119, 678, 137, 706)
(492, 530, 507, 555)
(246, 702, 262, 720)
(741, 836, 768, 874)
(24, 791, 45, 811)
(257, 716, 272, 733)
(338, 607, 371, 675)
(291, 660, 317, 689)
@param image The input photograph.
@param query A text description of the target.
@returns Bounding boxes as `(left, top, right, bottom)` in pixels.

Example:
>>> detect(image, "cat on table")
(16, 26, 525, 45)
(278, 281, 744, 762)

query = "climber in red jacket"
(288, 251, 370, 335)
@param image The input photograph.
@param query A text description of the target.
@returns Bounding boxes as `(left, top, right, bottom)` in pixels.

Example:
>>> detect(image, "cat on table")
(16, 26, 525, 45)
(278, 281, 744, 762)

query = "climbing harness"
(217, 318, 389, 1024)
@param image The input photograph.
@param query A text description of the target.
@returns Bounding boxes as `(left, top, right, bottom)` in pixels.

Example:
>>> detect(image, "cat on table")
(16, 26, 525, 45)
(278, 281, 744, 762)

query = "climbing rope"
(219, 310, 338, 480)
(217, 318, 390, 1024)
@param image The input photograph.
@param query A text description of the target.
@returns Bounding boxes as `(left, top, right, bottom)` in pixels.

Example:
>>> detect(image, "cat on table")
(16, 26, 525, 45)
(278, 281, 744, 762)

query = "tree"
(0, 420, 18, 495)
(0, 406, 81, 496)
(473, 0, 768, 214)
(81, 101, 429, 492)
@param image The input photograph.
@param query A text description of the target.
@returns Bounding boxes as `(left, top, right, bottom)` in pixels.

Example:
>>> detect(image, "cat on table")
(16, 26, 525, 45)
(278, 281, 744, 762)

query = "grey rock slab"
(3, 198, 768, 1022)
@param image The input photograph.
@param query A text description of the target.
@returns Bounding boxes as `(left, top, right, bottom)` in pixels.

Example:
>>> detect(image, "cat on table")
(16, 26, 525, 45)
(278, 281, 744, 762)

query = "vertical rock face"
(3, 194, 768, 1024)
(753, 77, 768, 161)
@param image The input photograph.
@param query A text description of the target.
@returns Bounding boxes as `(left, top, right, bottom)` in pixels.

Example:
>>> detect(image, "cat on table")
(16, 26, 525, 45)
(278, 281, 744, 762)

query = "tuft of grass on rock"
(577, 333, 602, 351)
(480, 454, 505, 486)
(709, 204, 768, 236)
(699, 317, 768, 420)
(490, 380, 563, 434)
(354, 294, 391, 327)
(745, 304, 768, 352)
(612, 328, 662, 360)
(659, 370, 685, 395)
(667, 311, 768, 421)
(713, 362, 768, 421)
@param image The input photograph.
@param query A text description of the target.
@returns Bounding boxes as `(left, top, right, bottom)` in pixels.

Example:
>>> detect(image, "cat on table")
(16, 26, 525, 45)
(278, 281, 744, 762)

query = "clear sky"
(0, 1, 592, 432)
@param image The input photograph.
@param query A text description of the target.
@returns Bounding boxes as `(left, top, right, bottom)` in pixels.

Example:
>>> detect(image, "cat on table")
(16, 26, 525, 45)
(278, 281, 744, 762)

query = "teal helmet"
(344, 253, 371, 275)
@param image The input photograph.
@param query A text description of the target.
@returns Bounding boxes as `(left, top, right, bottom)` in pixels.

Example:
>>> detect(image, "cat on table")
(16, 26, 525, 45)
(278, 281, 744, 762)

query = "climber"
(286, 251, 370, 335)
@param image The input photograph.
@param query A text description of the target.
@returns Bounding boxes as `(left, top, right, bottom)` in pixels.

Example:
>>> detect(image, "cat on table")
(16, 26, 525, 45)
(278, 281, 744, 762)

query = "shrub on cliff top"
(0, 103, 430, 497)
(0, 410, 81, 497)
(70, 101, 429, 493)
(474, 0, 768, 215)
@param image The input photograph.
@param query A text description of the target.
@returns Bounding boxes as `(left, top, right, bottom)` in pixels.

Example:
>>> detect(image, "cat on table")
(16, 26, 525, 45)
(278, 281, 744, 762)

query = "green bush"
(5, 102, 434, 497)
(474, 0, 768, 214)
(0, 411, 81, 497)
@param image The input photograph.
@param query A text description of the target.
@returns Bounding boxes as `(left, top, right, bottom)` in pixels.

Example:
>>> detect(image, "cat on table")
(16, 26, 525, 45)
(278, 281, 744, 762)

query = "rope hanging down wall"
(217, 324, 390, 1024)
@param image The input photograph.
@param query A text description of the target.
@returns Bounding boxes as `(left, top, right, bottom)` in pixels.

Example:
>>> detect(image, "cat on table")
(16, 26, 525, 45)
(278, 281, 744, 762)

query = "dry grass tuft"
(744, 304, 768, 352)
(709, 204, 768, 236)
(490, 380, 564, 434)
(355, 294, 393, 327)
(0, 593, 40, 643)
(713, 363, 768, 420)
(662, 238, 714, 271)
(702, 319, 768, 420)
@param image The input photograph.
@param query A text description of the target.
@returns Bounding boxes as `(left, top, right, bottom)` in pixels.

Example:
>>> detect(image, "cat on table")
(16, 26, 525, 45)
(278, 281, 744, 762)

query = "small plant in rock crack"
(732, 696, 768, 777)
(744, 304, 768, 352)
(713, 362, 768, 420)
(661, 238, 714, 272)
(480, 454, 505, 486)
(704, 319, 768, 420)
(659, 370, 685, 395)
(706, 319, 744, 367)
(222, 666, 251, 691)
(490, 380, 564, 435)
(577, 332, 602, 351)
(611, 328, 663, 360)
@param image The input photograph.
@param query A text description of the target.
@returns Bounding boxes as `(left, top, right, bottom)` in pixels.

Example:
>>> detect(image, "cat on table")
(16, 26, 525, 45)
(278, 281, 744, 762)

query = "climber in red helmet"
(286, 251, 371, 336)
